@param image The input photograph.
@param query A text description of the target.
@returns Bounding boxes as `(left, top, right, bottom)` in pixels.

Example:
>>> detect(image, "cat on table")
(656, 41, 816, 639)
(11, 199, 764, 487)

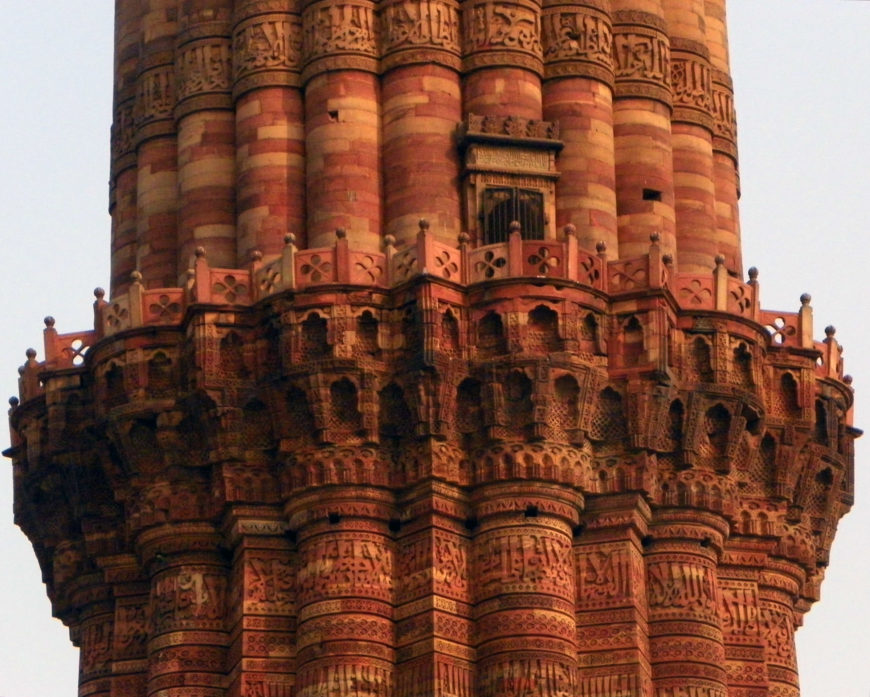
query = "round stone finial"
(130, 270, 143, 282)
(17, 366, 25, 376)
(383, 234, 396, 248)
(284, 232, 296, 245)
(748, 266, 759, 281)
(25, 348, 37, 360)
(44, 316, 55, 328)
(9, 396, 19, 408)
(94, 287, 105, 300)
(844, 374, 854, 385)
(458, 231, 470, 244)
(251, 250, 263, 262)
(595, 241, 607, 254)
(715, 254, 726, 266)
(825, 325, 836, 338)
(509, 220, 522, 233)
(650, 231, 660, 244)
(662, 253, 674, 265)
(800, 293, 812, 306)
(418, 219, 430, 231)
(335, 227, 347, 239)
(195, 246, 206, 258)
(564, 223, 576, 237)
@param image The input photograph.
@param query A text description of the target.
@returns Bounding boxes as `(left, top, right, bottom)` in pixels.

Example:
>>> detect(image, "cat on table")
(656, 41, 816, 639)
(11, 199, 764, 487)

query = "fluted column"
(758, 560, 804, 697)
(233, 0, 307, 258)
(302, 0, 381, 250)
(705, 0, 741, 275)
(176, 4, 237, 277)
(472, 482, 580, 697)
(718, 539, 770, 697)
(225, 511, 296, 697)
(103, 554, 150, 697)
(663, 0, 717, 274)
(611, 0, 675, 261)
(140, 525, 229, 697)
(395, 482, 474, 697)
(461, 0, 544, 119)
(575, 494, 653, 695)
(110, 0, 141, 295)
(381, 0, 463, 246)
(136, 0, 179, 288)
(645, 511, 728, 697)
(541, 0, 618, 252)
(289, 488, 396, 697)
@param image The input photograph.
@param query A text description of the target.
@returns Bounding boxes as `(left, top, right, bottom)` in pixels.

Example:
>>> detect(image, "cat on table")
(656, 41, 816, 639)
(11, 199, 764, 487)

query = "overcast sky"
(0, 2, 867, 696)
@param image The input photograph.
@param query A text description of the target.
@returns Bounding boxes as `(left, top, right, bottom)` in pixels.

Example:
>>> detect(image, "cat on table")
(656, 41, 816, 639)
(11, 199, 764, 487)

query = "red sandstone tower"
(6, 2, 856, 697)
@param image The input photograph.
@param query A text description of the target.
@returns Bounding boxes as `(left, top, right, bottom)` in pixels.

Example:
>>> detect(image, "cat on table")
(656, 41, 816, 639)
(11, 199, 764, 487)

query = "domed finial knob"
(844, 374, 854, 385)
(335, 228, 347, 239)
(44, 316, 55, 329)
(284, 232, 296, 245)
(595, 241, 607, 254)
(94, 287, 105, 300)
(715, 254, 725, 266)
(195, 246, 206, 258)
(800, 293, 812, 306)
(825, 325, 836, 338)
(8, 396, 19, 408)
(130, 270, 143, 282)
(458, 231, 470, 244)
(650, 231, 660, 244)
(563, 223, 576, 237)
(662, 253, 674, 266)
(418, 219, 430, 231)
(748, 267, 759, 281)
(383, 234, 396, 249)
(250, 250, 263, 262)
(509, 220, 522, 234)
(25, 348, 37, 360)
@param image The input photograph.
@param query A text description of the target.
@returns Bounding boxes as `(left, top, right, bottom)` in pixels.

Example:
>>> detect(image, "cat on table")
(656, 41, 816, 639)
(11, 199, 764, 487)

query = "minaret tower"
(7, 2, 856, 697)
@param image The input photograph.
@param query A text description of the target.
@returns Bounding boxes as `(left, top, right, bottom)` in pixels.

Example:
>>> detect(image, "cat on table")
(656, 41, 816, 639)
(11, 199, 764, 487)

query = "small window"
(482, 187, 544, 244)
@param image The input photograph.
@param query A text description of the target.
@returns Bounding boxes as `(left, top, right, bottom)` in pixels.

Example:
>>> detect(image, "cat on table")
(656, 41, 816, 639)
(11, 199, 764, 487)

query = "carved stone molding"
(233, 13, 303, 96)
(380, 0, 462, 71)
(541, 1, 613, 84)
(301, 0, 379, 79)
(462, 0, 544, 75)
(612, 11, 670, 105)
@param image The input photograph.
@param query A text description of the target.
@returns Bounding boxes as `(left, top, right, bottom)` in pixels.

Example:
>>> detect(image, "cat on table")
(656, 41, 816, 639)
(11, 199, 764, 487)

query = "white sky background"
(0, 2, 867, 695)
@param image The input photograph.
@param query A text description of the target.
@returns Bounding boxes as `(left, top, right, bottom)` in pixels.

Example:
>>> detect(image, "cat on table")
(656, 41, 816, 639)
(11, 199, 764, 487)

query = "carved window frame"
(459, 115, 562, 247)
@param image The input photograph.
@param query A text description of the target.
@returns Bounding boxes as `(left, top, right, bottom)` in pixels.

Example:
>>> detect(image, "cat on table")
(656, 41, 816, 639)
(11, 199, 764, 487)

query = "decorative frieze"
(541, 1, 613, 83)
(612, 10, 670, 105)
(462, 0, 544, 74)
(301, 0, 379, 78)
(233, 13, 303, 94)
(380, 0, 461, 70)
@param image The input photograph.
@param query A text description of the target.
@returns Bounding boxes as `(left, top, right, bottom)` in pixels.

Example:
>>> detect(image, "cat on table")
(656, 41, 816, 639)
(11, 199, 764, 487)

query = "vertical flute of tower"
(394, 482, 475, 697)
(541, 0, 619, 253)
(461, 0, 544, 119)
(233, 0, 307, 259)
(136, 0, 179, 288)
(472, 483, 580, 697)
(139, 525, 229, 697)
(663, 0, 718, 274)
(176, 4, 237, 278)
(302, 0, 381, 251)
(645, 513, 728, 697)
(759, 561, 804, 697)
(718, 539, 770, 696)
(611, 0, 676, 262)
(290, 489, 396, 697)
(705, 0, 741, 275)
(381, 0, 463, 247)
(575, 495, 653, 694)
(225, 512, 297, 697)
(110, 0, 140, 295)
